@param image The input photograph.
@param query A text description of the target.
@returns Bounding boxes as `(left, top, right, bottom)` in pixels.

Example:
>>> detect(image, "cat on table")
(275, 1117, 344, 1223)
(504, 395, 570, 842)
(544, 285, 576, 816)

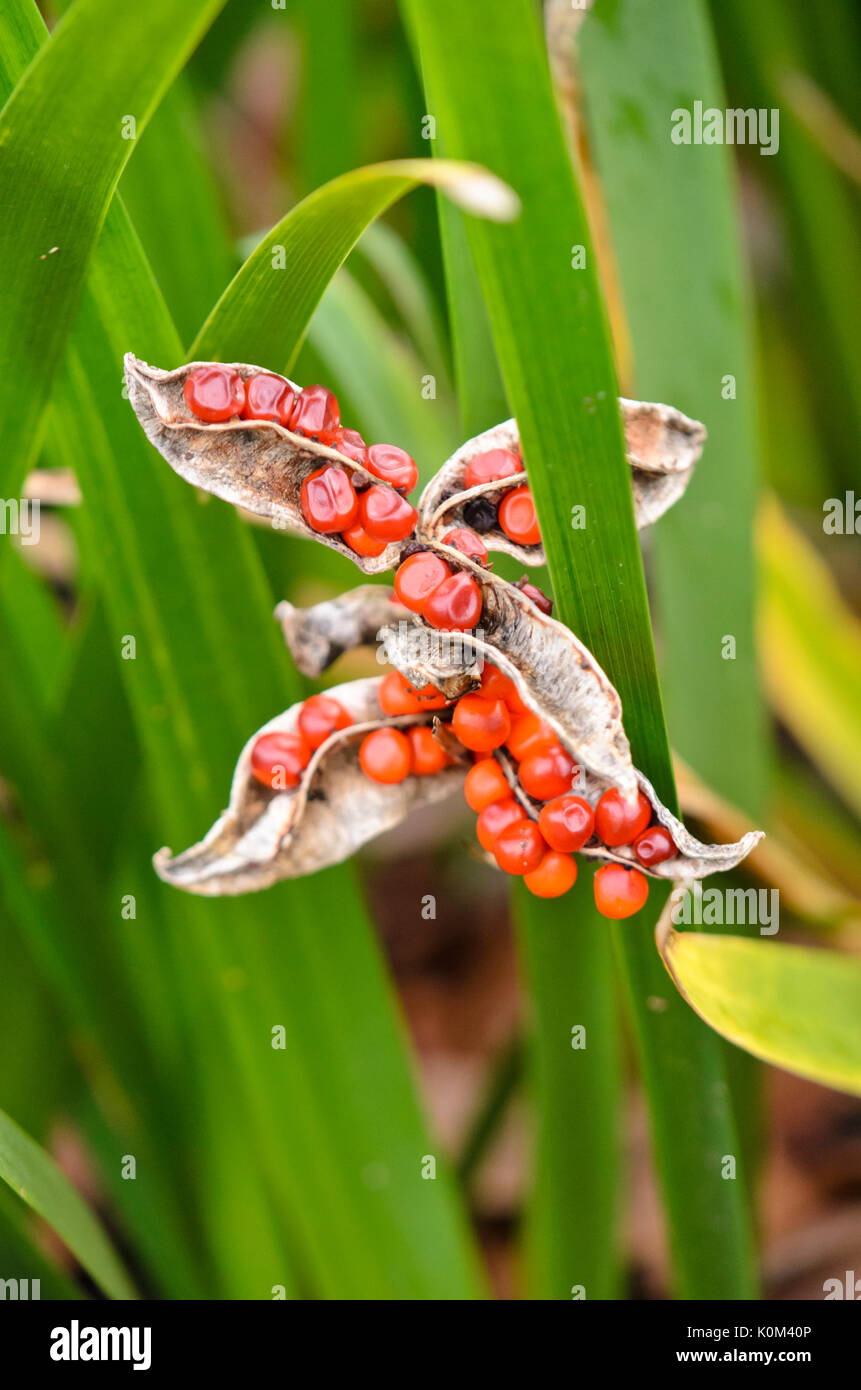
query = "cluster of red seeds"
(460, 448, 541, 548)
(362, 665, 677, 914)
(247, 673, 676, 916)
(184, 365, 421, 559)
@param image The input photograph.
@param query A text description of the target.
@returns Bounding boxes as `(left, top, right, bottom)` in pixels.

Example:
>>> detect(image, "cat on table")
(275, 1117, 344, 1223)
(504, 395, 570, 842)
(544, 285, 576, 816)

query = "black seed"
(399, 539, 428, 562)
(463, 496, 499, 533)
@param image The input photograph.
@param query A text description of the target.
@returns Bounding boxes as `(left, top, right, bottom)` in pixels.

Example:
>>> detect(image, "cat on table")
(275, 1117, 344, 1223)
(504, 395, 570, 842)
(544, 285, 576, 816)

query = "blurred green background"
(0, 0, 859, 1300)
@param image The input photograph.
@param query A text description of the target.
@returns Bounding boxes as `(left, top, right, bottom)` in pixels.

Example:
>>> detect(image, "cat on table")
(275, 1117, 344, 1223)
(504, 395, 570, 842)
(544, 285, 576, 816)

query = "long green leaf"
(0, 0, 226, 494)
(0, 1105, 136, 1299)
(661, 929, 861, 1098)
(400, 0, 757, 1299)
(190, 158, 518, 368)
(4, 0, 485, 1298)
(578, 0, 770, 819)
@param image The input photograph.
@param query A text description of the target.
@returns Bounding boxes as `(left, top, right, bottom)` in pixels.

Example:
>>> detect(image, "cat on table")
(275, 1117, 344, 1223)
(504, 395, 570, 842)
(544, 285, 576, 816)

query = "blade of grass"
(120, 75, 237, 346)
(0, 0, 227, 495)
(0, 1104, 136, 1299)
(578, 0, 770, 820)
(190, 157, 518, 369)
(5, 1, 485, 1297)
(401, 0, 757, 1298)
(758, 498, 861, 819)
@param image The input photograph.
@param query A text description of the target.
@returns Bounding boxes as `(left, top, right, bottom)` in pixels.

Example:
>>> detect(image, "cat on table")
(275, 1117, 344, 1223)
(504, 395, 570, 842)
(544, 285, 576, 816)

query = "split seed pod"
(124, 356, 405, 573)
(154, 679, 464, 896)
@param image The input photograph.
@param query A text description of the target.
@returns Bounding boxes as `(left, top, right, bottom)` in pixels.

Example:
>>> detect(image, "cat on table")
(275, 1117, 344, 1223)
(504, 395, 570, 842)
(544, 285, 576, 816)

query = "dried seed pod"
(153, 678, 465, 896)
(415, 400, 705, 563)
(124, 356, 406, 574)
(380, 542, 639, 802)
(275, 587, 403, 677)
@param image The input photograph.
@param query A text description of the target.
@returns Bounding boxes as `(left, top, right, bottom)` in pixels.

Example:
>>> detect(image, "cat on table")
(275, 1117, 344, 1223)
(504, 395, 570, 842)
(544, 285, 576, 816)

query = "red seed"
(423, 572, 483, 631)
(366, 443, 418, 493)
(358, 728, 411, 784)
(493, 818, 547, 875)
(442, 528, 488, 565)
(393, 551, 451, 613)
(241, 372, 295, 423)
(518, 744, 578, 800)
(297, 694, 352, 750)
(184, 365, 246, 422)
(451, 694, 511, 753)
(359, 486, 418, 542)
(498, 486, 541, 546)
(515, 577, 553, 615)
(342, 522, 388, 557)
(463, 448, 522, 490)
(463, 758, 510, 812)
(407, 725, 451, 775)
(288, 384, 340, 436)
(329, 428, 369, 464)
(476, 797, 523, 853)
(250, 731, 310, 789)
(506, 712, 557, 762)
(524, 850, 578, 898)
(593, 863, 649, 919)
(633, 825, 677, 867)
(300, 466, 359, 534)
(594, 789, 652, 848)
(479, 663, 528, 714)
(378, 671, 447, 716)
(538, 795, 595, 852)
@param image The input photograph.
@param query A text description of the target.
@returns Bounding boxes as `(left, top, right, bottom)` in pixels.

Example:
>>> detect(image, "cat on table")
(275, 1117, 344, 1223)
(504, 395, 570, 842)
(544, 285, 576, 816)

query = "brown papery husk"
(124, 355, 405, 574)
(275, 586, 402, 677)
(153, 677, 464, 896)
(415, 399, 706, 563)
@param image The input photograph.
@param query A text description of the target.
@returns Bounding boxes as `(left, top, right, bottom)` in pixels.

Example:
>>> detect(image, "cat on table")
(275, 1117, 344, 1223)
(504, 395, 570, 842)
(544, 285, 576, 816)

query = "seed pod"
(153, 678, 465, 896)
(381, 540, 639, 802)
(274, 587, 403, 677)
(415, 400, 705, 563)
(124, 355, 406, 574)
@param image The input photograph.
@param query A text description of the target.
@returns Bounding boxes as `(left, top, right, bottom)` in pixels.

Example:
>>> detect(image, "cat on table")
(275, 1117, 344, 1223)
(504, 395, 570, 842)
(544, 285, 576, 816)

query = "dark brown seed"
(463, 496, 499, 533)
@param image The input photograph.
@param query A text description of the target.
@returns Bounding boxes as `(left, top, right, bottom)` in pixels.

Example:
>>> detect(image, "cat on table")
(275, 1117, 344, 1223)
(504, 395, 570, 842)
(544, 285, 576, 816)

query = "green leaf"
(190, 157, 518, 368)
(0, 1104, 136, 1299)
(759, 498, 861, 820)
(578, 0, 770, 819)
(400, 0, 757, 1299)
(0, 0, 227, 495)
(515, 884, 621, 1300)
(120, 75, 237, 346)
(660, 929, 861, 1098)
